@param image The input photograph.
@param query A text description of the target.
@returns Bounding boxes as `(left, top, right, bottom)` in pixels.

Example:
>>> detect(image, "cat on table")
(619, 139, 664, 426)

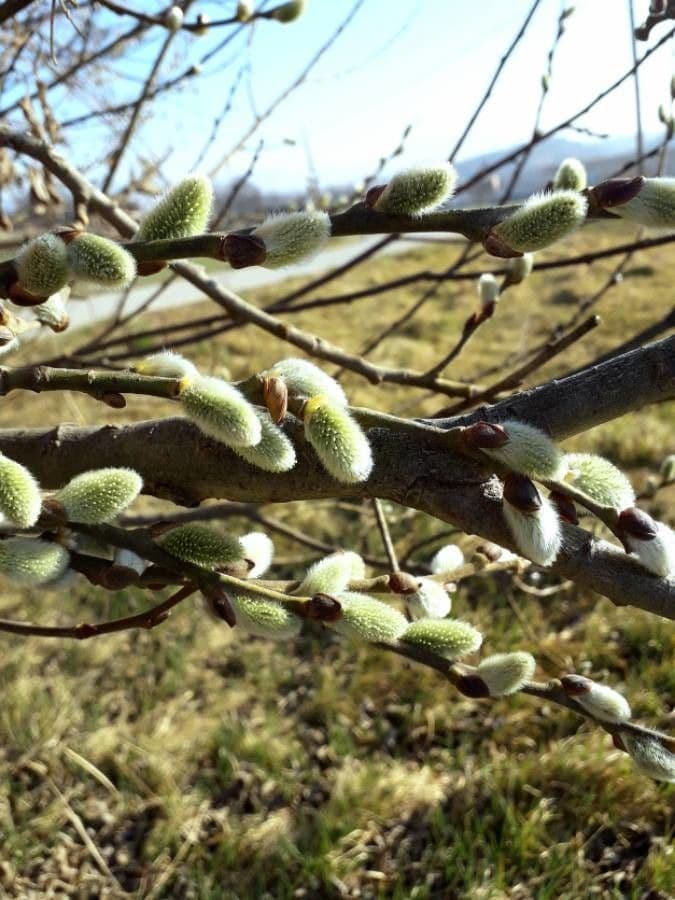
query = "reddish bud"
(473, 541, 504, 563)
(100, 392, 126, 408)
(612, 733, 628, 753)
(560, 674, 592, 696)
(365, 184, 386, 207)
(503, 473, 542, 514)
(305, 592, 343, 622)
(463, 421, 509, 450)
(8, 282, 46, 306)
(221, 233, 267, 268)
(51, 225, 82, 245)
(204, 586, 236, 626)
(387, 571, 419, 595)
(457, 673, 491, 698)
(618, 507, 658, 541)
(263, 375, 288, 424)
(590, 176, 644, 209)
(137, 259, 168, 276)
(549, 490, 579, 525)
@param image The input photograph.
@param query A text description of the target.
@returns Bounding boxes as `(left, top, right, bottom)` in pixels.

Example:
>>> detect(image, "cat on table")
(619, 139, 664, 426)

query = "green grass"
(0, 224, 673, 898)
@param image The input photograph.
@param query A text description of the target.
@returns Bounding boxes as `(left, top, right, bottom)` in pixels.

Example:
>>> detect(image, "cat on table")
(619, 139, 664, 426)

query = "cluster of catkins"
(134, 351, 374, 484)
(463, 417, 675, 578)
(0, 456, 143, 587)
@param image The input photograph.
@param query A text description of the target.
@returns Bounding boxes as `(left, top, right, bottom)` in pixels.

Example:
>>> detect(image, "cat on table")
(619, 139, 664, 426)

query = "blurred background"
(0, 2, 674, 898)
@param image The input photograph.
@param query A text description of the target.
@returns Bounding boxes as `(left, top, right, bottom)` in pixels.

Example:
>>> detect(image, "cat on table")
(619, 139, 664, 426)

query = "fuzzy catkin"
(0, 453, 42, 528)
(493, 191, 587, 252)
(180, 376, 261, 448)
(15, 234, 69, 297)
(136, 176, 213, 241)
(253, 211, 330, 268)
(303, 396, 372, 484)
(67, 234, 136, 288)
(55, 468, 142, 524)
(330, 592, 408, 643)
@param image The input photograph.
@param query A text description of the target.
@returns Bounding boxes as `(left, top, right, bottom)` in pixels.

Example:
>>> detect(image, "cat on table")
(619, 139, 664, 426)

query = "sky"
(18, 0, 675, 194)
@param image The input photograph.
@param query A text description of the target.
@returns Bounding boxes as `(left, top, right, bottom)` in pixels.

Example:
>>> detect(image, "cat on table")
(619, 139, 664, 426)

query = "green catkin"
(159, 524, 244, 568)
(330, 592, 408, 643)
(232, 409, 297, 472)
(180, 376, 261, 448)
(269, 357, 347, 405)
(15, 234, 69, 298)
(610, 177, 675, 228)
(374, 164, 457, 216)
(0, 453, 41, 528)
(623, 733, 675, 782)
(134, 351, 199, 381)
(564, 452, 635, 508)
(136, 176, 213, 241)
(269, 0, 306, 23)
(252, 211, 330, 267)
(303, 395, 373, 484)
(493, 190, 587, 252)
(230, 593, 302, 639)
(483, 419, 564, 479)
(0, 538, 70, 586)
(296, 551, 364, 596)
(400, 618, 483, 659)
(476, 652, 536, 696)
(67, 234, 136, 288)
(553, 158, 587, 191)
(55, 468, 142, 524)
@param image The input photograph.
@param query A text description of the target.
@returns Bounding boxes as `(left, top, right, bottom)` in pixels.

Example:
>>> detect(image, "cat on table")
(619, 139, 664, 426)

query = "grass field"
(0, 222, 673, 899)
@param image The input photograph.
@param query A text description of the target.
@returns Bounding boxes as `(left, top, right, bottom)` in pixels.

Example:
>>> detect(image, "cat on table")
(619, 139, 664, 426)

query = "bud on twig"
(303, 396, 373, 484)
(54, 468, 143, 524)
(548, 490, 578, 525)
(222, 233, 267, 269)
(373, 164, 457, 216)
(181, 376, 262, 448)
(136, 176, 213, 241)
(429, 544, 465, 574)
(251, 211, 330, 268)
(553, 157, 587, 192)
(400, 618, 483, 660)
(159, 524, 244, 569)
(267, 357, 347, 405)
(503, 474, 562, 567)
(330, 591, 408, 643)
(618, 507, 675, 576)
(231, 408, 297, 473)
(0, 537, 70, 586)
(262, 375, 288, 423)
(240, 531, 274, 577)
(67, 234, 136, 289)
(477, 419, 564, 479)
(560, 674, 631, 722)
(407, 577, 452, 620)
(296, 550, 364, 596)
(490, 190, 587, 254)
(0, 452, 41, 527)
(475, 651, 536, 696)
(133, 350, 199, 381)
(563, 453, 635, 509)
(15, 233, 68, 298)
(230, 593, 302, 640)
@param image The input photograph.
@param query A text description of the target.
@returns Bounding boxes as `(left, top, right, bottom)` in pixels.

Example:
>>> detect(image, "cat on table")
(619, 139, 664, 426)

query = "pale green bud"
(0, 537, 69, 586)
(303, 396, 373, 484)
(164, 5, 183, 30)
(296, 550, 364, 596)
(180, 376, 261, 448)
(67, 234, 136, 289)
(553, 157, 587, 192)
(493, 190, 587, 253)
(159, 523, 244, 568)
(503, 492, 562, 567)
(401, 618, 483, 660)
(231, 408, 296, 472)
(660, 454, 675, 483)
(623, 733, 675, 782)
(236, 1, 253, 22)
(561, 674, 631, 722)
(269, 0, 306, 23)
(483, 420, 564, 479)
(55, 467, 142, 523)
(134, 351, 199, 381)
(34, 289, 69, 332)
(564, 452, 635, 508)
(268, 357, 347, 405)
(407, 577, 452, 620)
(330, 591, 407, 643)
(477, 273, 499, 308)
(252, 211, 330, 268)
(0, 452, 41, 527)
(476, 652, 536, 696)
(374, 164, 457, 216)
(506, 252, 534, 284)
(240, 531, 274, 577)
(429, 544, 464, 575)
(611, 177, 675, 227)
(136, 176, 213, 241)
(15, 234, 69, 298)
(230, 593, 302, 640)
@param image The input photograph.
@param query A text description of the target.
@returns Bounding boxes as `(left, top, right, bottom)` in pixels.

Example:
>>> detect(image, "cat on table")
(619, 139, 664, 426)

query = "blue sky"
(37, 0, 675, 192)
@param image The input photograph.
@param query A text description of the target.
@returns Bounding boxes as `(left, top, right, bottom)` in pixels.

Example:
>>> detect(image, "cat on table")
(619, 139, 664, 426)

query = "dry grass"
(0, 224, 673, 898)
